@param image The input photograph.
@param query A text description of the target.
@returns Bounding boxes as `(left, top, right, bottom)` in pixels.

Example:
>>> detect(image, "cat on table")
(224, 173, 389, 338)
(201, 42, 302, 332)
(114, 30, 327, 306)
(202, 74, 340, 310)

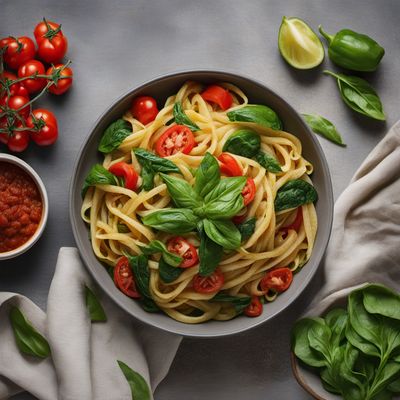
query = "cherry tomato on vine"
(36, 23, 68, 63)
(26, 109, 58, 146)
(260, 267, 293, 293)
(155, 124, 195, 157)
(201, 85, 233, 110)
(46, 64, 73, 95)
(1, 71, 29, 98)
(167, 237, 199, 268)
(108, 162, 138, 191)
(242, 178, 256, 206)
(218, 153, 243, 176)
(7, 129, 30, 152)
(0, 95, 30, 118)
(114, 256, 140, 298)
(130, 96, 159, 125)
(0, 36, 36, 70)
(244, 296, 263, 317)
(193, 269, 224, 294)
(34, 19, 64, 44)
(18, 60, 46, 94)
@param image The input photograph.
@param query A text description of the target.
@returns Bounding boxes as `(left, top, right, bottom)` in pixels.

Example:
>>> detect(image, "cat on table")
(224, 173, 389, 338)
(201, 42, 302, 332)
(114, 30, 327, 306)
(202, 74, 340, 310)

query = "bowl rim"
(69, 69, 334, 337)
(0, 154, 49, 260)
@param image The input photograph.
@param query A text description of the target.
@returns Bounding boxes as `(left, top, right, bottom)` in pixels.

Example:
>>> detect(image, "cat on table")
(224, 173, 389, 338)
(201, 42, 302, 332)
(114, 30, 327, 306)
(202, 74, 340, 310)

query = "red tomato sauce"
(0, 162, 42, 253)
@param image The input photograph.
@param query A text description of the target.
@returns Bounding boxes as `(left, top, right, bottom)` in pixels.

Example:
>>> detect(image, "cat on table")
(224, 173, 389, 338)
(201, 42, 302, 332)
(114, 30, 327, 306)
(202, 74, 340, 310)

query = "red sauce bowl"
(0, 154, 48, 260)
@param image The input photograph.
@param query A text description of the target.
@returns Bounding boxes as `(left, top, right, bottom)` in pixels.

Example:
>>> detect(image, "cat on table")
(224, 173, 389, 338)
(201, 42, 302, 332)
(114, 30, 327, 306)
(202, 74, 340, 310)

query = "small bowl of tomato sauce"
(0, 154, 48, 260)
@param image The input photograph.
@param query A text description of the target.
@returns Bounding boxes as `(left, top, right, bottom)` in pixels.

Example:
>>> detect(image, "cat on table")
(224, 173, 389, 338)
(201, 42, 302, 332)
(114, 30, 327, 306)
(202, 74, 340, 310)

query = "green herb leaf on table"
(173, 101, 200, 131)
(81, 164, 119, 198)
(254, 151, 282, 173)
(302, 113, 346, 146)
(9, 306, 51, 359)
(198, 223, 223, 276)
(275, 179, 318, 212)
(85, 286, 107, 322)
(117, 360, 151, 400)
(193, 152, 220, 198)
(98, 119, 132, 153)
(141, 240, 182, 267)
(203, 219, 241, 250)
(211, 293, 252, 314)
(222, 128, 261, 158)
(237, 217, 256, 241)
(158, 258, 183, 283)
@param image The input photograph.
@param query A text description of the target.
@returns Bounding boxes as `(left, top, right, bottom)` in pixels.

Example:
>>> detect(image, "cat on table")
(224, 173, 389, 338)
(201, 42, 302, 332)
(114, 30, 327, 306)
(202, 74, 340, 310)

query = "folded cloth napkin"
(0, 247, 182, 400)
(306, 120, 400, 316)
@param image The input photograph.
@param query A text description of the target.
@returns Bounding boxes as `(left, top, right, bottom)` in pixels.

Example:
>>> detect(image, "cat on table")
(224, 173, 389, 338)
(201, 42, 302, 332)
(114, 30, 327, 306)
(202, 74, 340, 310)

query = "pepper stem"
(318, 25, 334, 45)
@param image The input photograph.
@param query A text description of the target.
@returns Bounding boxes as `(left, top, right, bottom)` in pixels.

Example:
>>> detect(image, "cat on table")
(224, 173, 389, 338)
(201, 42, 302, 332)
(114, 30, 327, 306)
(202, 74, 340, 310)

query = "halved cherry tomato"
(108, 162, 138, 191)
(114, 256, 140, 298)
(34, 19, 64, 44)
(18, 60, 46, 94)
(242, 178, 256, 206)
(218, 153, 242, 176)
(47, 64, 73, 95)
(1, 71, 29, 98)
(201, 85, 233, 110)
(244, 296, 263, 317)
(193, 269, 224, 294)
(0, 36, 36, 70)
(155, 124, 195, 157)
(260, 267, 293, 293)
(280, 207, 303, 238)
(26, 109, 58, 146)
(130, 96, 159, 125)
(167, 236, 199, 268)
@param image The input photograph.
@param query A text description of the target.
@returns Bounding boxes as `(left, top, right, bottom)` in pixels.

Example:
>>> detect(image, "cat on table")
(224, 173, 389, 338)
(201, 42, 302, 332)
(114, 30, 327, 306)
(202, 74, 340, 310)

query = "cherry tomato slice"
(201, 85, 233, 110)
(244, 296, 263, 317)
(114, 256, 140, 298)
(108, 162, 139, 191)
(167, 236, 199, 268)
(193, 269, 224, 294)
(218, 153, 243, 176)
(242, 178, 256, 206)
(26, 109, 58, 146)
(18, 60, 46, 94)
(260, 267, 293, 293)
(280, 207, 303, 238)
(130, 96, 159, 125)
(155, 124, 195, 157)
(0, 36, 36, 70)
(47, 64, 73, 95)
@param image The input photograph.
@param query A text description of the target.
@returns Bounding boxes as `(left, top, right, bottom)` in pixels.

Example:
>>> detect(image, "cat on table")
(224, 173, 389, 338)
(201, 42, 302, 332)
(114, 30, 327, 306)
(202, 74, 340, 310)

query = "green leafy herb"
(203, 219, 241, 250)
(222, 129, 261, 158)
(302, 113, 346, 146)
(128, 255, 151, 298)
(141, 240, 182, 267)
(275, 179, 318, 212)
(227, 104, 283, 130)
(134, 149, 181, 174)
(140, 161, 156, 191)
(211, 293, 252, 314)
(193, 152, 220, 198)
(98, 119, 132, 153)
(237, 217, 256, 241)
(198, 223, 223, 276)
(9, 306, 51, 359)
(117, 223, 130, 233)
(254, 151, 282, 173)
(158, 258, 183, 283)
(140, 297, 159, 313)
(324, 70, 386, 121)
(85, 286, 107, 322)
(173, 101, 200, 131)
(117, 360, 151, 400)
(81, 164, 119, 198)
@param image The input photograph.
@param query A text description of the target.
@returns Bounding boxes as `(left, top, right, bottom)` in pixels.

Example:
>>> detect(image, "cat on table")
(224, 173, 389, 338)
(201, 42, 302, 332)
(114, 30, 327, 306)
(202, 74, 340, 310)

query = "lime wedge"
(278, 16, 324, 69)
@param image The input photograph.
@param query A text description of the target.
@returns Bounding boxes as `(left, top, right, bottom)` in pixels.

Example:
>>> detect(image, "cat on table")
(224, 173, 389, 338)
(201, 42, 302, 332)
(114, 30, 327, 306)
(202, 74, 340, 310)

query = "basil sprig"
(10, 306, 51, 358)
(81, 164, 119, 197)
(85, 286, 107, 322)
(324, 70, 386, 121)
(227, 104, 283, 130)
(98, 119, 132, 154)
(211, 293, 251, 314)
(275, 179, 318, 212)
(173, 101, 200, 131)
(117, 360, 151, 400)
(141, 240, 182, 267)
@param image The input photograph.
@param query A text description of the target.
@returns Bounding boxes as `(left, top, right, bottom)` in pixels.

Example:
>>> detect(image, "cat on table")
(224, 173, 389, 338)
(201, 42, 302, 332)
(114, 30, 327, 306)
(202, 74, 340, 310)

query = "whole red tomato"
(0, 71, 29, 98)
(7, 128, 30, 152)
(36, 21, 68, 64)
(0, 36, 36, 70)
(0, 95, 30, 118)
(47, 64, 73, 95)
(34, 19, 64, 44)
(18, 60, 47, 94)
(26, 108, 58, 146)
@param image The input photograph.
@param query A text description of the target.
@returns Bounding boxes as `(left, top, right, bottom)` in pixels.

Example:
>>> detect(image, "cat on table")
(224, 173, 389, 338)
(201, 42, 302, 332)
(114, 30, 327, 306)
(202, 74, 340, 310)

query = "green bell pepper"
(319, 25, 385, 72)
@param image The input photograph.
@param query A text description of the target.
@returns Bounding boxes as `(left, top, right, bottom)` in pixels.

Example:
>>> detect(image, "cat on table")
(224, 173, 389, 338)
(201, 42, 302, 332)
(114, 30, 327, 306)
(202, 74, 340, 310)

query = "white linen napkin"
(306, 120, 400, 316)
(0, 247, 182, 400)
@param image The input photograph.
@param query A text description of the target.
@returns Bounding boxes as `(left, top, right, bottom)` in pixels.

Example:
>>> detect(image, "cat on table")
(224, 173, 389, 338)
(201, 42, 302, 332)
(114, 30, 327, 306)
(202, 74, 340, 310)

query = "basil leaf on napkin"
(98, 119, 132, 153)
(193, 152, 220, 198)
(227, 104, 283, 130)
(81, 164, 119, 198)
(141, 240, 182, 267)
(173, 101, 200, 131)
(275, 179, 318, 211)
(85, 286, 107, 322)
(302, 113, 346, 146)
(203, 219, 241, 250)
(117, 360, 151, 400)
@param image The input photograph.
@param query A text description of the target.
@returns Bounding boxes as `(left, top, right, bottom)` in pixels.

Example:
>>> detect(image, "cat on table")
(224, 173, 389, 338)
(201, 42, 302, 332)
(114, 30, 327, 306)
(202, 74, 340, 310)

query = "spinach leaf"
(211, 293, 251, 313)
(222, 129, 261, 158)
(388, 379, 400, 393)
(203, 219, 241, 250)
(198, 223, 223, 276)
(117, 360, 151, 400)
(117, 223, 130, 233)
(81, 164, 119, 198)
(140, 297, 159, 313)
(362, 283, 400, 320)
(324, 308, 347, 347)
(324, 70, 386, 121)
(345, 322, 380, 358)
(160, 173, 202, 209)
(142, 208, 199, 234)
(193, 152, 220, 198)
(134, 148, 180, 174)
(254, 151, 282, 173)
(98, 119, 132, 153)
(85, 286, 107, 322)
(140, 160, 156, 191)
(128, 255, 151, 298)
(141, 240, 182, 267)
(227, 104, 283, 130)
(275, 179, 318, 212)
(173, 101, 200, 131)
(9, 306, 51, 359)
(158, 258, 183, 283)
(237, 217, 256, 241)
(368, 362, 400, 399)
(307, 317, 332, 361)
(302, 113, 346, 147)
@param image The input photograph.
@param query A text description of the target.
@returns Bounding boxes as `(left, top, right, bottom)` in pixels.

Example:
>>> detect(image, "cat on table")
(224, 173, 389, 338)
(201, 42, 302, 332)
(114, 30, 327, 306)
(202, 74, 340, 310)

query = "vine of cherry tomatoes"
(0, 18, 73, 152)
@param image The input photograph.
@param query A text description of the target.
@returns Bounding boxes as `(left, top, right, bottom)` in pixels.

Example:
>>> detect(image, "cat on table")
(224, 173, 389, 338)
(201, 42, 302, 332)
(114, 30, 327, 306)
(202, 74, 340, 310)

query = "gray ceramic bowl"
(69, 70, 333, 337)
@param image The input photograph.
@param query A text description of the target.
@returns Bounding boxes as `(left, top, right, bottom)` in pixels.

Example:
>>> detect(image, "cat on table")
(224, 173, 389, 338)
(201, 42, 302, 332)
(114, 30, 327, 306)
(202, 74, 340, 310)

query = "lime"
(278, 16, 324, 69)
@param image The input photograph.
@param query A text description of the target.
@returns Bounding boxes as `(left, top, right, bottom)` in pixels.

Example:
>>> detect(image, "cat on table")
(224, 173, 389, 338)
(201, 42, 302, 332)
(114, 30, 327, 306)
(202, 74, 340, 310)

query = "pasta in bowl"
(70, 71, 333, 336)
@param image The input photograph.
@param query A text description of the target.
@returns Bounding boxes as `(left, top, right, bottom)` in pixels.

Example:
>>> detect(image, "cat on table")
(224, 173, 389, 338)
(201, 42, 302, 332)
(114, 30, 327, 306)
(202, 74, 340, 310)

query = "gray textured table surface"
(1, 0, 399, 399)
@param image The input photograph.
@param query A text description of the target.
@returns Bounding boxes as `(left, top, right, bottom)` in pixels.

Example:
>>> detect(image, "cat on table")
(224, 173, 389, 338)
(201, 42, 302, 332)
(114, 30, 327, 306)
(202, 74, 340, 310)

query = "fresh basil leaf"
(140, 297, 160, 313)
(140, 161, 156, 191)
(203, 219, 241, 250)
(9, 306, 51, 359)
(81, 164, 119, 198)
(158, 258, 183, 283)
(173, 101, 200, 131)
(324, 70, 386, 121)
(142, 208, 199, 234)
(193, 152, 220, 198)
(254, 151, 282, 173)
(275, 179, 318, 212)
(202, 176, 246, 219)
(98, 119, 132, 153)
(160, 173, 202, 209)
(134, 148, 181, 174)
(237, 217, 256, 241)
(141, 240, 182, 267)
(211, 293, 251, 313)
(302, 114, 346, 147)
(222, 129, 261, 158)
(227, 104, 283, 130)
(128, 255, 151, 298)
(117, 223, 130, 233)
(362, 283, 400, 320)
(198, 223, 223, 276)
(117, 360, 151, 400)
(85, 286, 107, 322)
